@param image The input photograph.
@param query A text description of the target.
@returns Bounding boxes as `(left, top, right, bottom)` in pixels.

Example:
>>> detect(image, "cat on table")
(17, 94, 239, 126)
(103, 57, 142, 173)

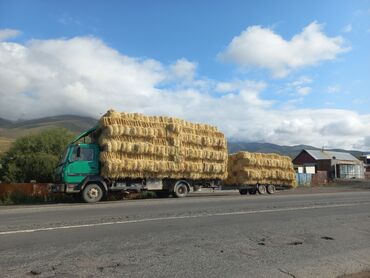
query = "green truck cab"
(52, 127, 108, 202)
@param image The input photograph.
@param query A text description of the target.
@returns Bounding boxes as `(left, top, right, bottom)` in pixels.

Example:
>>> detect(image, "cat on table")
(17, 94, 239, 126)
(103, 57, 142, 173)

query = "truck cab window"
(71, 147, 94, 161)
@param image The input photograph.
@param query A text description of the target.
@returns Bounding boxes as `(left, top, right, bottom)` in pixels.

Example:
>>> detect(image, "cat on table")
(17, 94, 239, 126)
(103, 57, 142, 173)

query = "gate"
(296, 173, 312, 186)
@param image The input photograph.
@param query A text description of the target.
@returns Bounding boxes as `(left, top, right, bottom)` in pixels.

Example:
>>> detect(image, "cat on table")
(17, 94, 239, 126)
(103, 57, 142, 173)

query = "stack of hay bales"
(96, 110, 228, 180)
(225, 151, 296, 187)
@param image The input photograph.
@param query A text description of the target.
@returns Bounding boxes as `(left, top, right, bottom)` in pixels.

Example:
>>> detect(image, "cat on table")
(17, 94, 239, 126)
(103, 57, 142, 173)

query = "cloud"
(288, 76, 312, 87)
(0, 29, 21, 41)
(219, 22, 349, 78)
(169, 58, 197, 81)
(297, 86, 311, 96)
(1, 32, 370, 150)
(342, 24, 352, 33)
(286, 76, 312, 96)
(326, 85, 341, 93)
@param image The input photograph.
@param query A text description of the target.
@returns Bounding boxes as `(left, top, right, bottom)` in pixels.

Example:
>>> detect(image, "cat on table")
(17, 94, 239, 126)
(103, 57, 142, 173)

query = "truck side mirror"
(76, 147, 81, 158)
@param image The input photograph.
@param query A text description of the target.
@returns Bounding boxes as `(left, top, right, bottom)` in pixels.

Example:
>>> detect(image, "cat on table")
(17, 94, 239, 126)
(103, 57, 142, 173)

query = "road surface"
(0, 190, 370, 277)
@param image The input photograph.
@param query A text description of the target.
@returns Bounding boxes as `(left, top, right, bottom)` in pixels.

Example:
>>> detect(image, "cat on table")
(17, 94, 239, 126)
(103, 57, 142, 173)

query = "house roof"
(305, 149, 359, 161)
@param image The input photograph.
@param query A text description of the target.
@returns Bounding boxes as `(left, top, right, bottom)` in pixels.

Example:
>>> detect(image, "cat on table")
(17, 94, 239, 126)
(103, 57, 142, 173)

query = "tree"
(0, 128, 74, 183)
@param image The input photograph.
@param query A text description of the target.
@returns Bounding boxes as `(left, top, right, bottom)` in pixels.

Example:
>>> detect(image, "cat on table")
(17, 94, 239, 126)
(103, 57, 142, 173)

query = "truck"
(52, 111, 295, 203)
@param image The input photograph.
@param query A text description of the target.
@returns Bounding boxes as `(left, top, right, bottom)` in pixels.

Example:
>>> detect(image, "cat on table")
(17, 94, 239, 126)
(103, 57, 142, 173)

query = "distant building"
(359, 154, 370, 173)
(292, 149, 364, 179)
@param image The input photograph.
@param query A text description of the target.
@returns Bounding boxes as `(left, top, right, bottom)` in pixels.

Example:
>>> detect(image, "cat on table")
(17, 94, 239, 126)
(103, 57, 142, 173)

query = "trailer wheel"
(267, 185, 276, 194)
(257, 185, 267, 195)
(239, 189, 248, 195)
(173, 183, 189, 198)
(248, 188, 257, 195)
(82, 183, 104, 203)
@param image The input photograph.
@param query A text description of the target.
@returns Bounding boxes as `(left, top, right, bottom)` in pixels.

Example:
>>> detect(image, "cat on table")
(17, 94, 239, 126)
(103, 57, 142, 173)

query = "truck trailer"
(52, 110, 295, 203)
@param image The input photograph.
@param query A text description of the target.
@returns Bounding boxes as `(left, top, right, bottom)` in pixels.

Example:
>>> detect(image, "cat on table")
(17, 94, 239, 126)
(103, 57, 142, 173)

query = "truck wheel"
(173, 183, 188, 198)
(239, 189, 248, 195)
(82, 183, 103, 203)
(257, 185, 267, 195)
(267, 185, 276, 194)
(248, 188, 257, 195)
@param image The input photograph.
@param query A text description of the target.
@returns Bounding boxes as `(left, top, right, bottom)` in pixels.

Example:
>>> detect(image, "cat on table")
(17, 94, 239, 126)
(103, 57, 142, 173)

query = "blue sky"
(0, 0, 370, 149)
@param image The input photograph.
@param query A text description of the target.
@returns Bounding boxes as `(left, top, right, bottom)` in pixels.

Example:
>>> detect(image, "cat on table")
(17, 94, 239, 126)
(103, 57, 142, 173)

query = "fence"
(0, 183, 50, 199)
(296, 171, 328, 186)
(296, 173, 312, 186)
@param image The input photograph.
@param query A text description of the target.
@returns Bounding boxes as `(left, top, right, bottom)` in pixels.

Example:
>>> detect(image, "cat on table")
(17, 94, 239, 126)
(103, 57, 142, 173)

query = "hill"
(0, 115, 98, 153)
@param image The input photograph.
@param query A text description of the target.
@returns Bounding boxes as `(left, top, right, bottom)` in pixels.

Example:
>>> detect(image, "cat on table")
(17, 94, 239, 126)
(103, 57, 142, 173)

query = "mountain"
(0, 118, 12, 127)
(228, 141, 365, 159)
(0, 115, 98, 153)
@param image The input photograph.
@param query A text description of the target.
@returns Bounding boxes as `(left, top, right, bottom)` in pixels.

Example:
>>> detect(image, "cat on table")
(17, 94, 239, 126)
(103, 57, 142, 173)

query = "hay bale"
(225, 151, 296, 188)
(96, 109, 228, 180)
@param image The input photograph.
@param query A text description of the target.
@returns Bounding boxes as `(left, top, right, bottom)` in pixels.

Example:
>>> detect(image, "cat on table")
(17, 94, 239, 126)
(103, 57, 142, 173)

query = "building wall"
(317, 160, 331, 172)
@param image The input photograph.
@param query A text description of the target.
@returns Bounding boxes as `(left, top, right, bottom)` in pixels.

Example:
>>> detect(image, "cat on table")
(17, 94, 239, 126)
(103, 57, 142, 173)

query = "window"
(71, 146, 94, 161)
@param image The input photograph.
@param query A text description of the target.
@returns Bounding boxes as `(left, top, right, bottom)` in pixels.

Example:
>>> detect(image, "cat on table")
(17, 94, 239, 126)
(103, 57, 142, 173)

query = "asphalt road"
(0, 190, 370, 277)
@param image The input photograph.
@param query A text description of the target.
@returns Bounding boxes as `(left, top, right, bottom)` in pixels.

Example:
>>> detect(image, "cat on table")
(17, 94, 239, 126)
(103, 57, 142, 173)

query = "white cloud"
(1, 32, 370, 150)
(0, 29, 21, 41)
(288, 76, 312, 87)
(286, 76, 312, 97)
(326, 85, 341, 93)
(169, 58, 197, 81)
(297, 86, 312, 96)
(342, 24, 352, 33)
(219, 22, 349, 78)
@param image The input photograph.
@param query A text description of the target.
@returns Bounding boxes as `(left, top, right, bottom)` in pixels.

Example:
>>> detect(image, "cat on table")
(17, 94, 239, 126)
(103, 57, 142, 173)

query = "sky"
(0, 0, 370, 149)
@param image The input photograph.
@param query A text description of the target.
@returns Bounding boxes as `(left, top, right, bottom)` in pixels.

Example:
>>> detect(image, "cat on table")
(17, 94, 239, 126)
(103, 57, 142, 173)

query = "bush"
(0, 128, 74, 183)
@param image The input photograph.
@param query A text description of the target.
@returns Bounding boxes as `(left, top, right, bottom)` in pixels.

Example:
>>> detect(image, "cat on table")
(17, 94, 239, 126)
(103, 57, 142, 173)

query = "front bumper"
(50, 183, 66, 193)
(50, 183, 81, 193)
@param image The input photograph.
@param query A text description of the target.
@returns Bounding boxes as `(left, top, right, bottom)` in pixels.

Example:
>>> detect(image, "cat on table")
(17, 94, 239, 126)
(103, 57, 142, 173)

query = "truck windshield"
(58, 147, 70, 166)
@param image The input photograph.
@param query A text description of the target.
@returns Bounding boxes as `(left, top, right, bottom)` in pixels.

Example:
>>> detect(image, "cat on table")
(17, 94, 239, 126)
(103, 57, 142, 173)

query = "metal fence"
(296, 173, 312, 186)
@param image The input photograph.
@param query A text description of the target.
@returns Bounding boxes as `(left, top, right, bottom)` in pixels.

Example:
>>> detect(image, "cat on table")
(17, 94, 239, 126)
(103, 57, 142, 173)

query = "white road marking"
(0, 202, 369, 236)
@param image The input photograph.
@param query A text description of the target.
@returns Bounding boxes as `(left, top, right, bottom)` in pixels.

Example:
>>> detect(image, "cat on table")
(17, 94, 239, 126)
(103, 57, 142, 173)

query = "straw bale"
(96, 109, 228, 180)
(225, 151, 296, 187)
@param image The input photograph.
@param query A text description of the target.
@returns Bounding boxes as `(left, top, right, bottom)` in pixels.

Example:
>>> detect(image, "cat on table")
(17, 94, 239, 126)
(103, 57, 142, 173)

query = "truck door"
(65, 144, 99, 184)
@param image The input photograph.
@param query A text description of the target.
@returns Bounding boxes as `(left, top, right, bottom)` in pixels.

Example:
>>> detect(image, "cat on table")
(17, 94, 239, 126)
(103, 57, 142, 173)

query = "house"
(359, 154, 370, 172)
(292, 149, 364, 179)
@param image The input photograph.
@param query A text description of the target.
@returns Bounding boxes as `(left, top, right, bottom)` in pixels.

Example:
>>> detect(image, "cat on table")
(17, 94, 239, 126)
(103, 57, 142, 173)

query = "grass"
(0, 137, 15, 154)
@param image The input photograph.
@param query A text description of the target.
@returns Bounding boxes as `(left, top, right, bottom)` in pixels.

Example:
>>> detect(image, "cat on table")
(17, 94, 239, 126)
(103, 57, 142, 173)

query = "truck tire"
(82, 183, 104, 203)
(173, 183, 189, 198)
(257, 184, 267, 195)
(267, 184, 276, 194)
(248, 188, 257, 195)
(239, 189, 248, 195)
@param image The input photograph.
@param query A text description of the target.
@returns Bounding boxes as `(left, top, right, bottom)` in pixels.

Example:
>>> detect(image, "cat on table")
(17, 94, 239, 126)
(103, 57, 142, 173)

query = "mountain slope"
(0, 115, 98, 153)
